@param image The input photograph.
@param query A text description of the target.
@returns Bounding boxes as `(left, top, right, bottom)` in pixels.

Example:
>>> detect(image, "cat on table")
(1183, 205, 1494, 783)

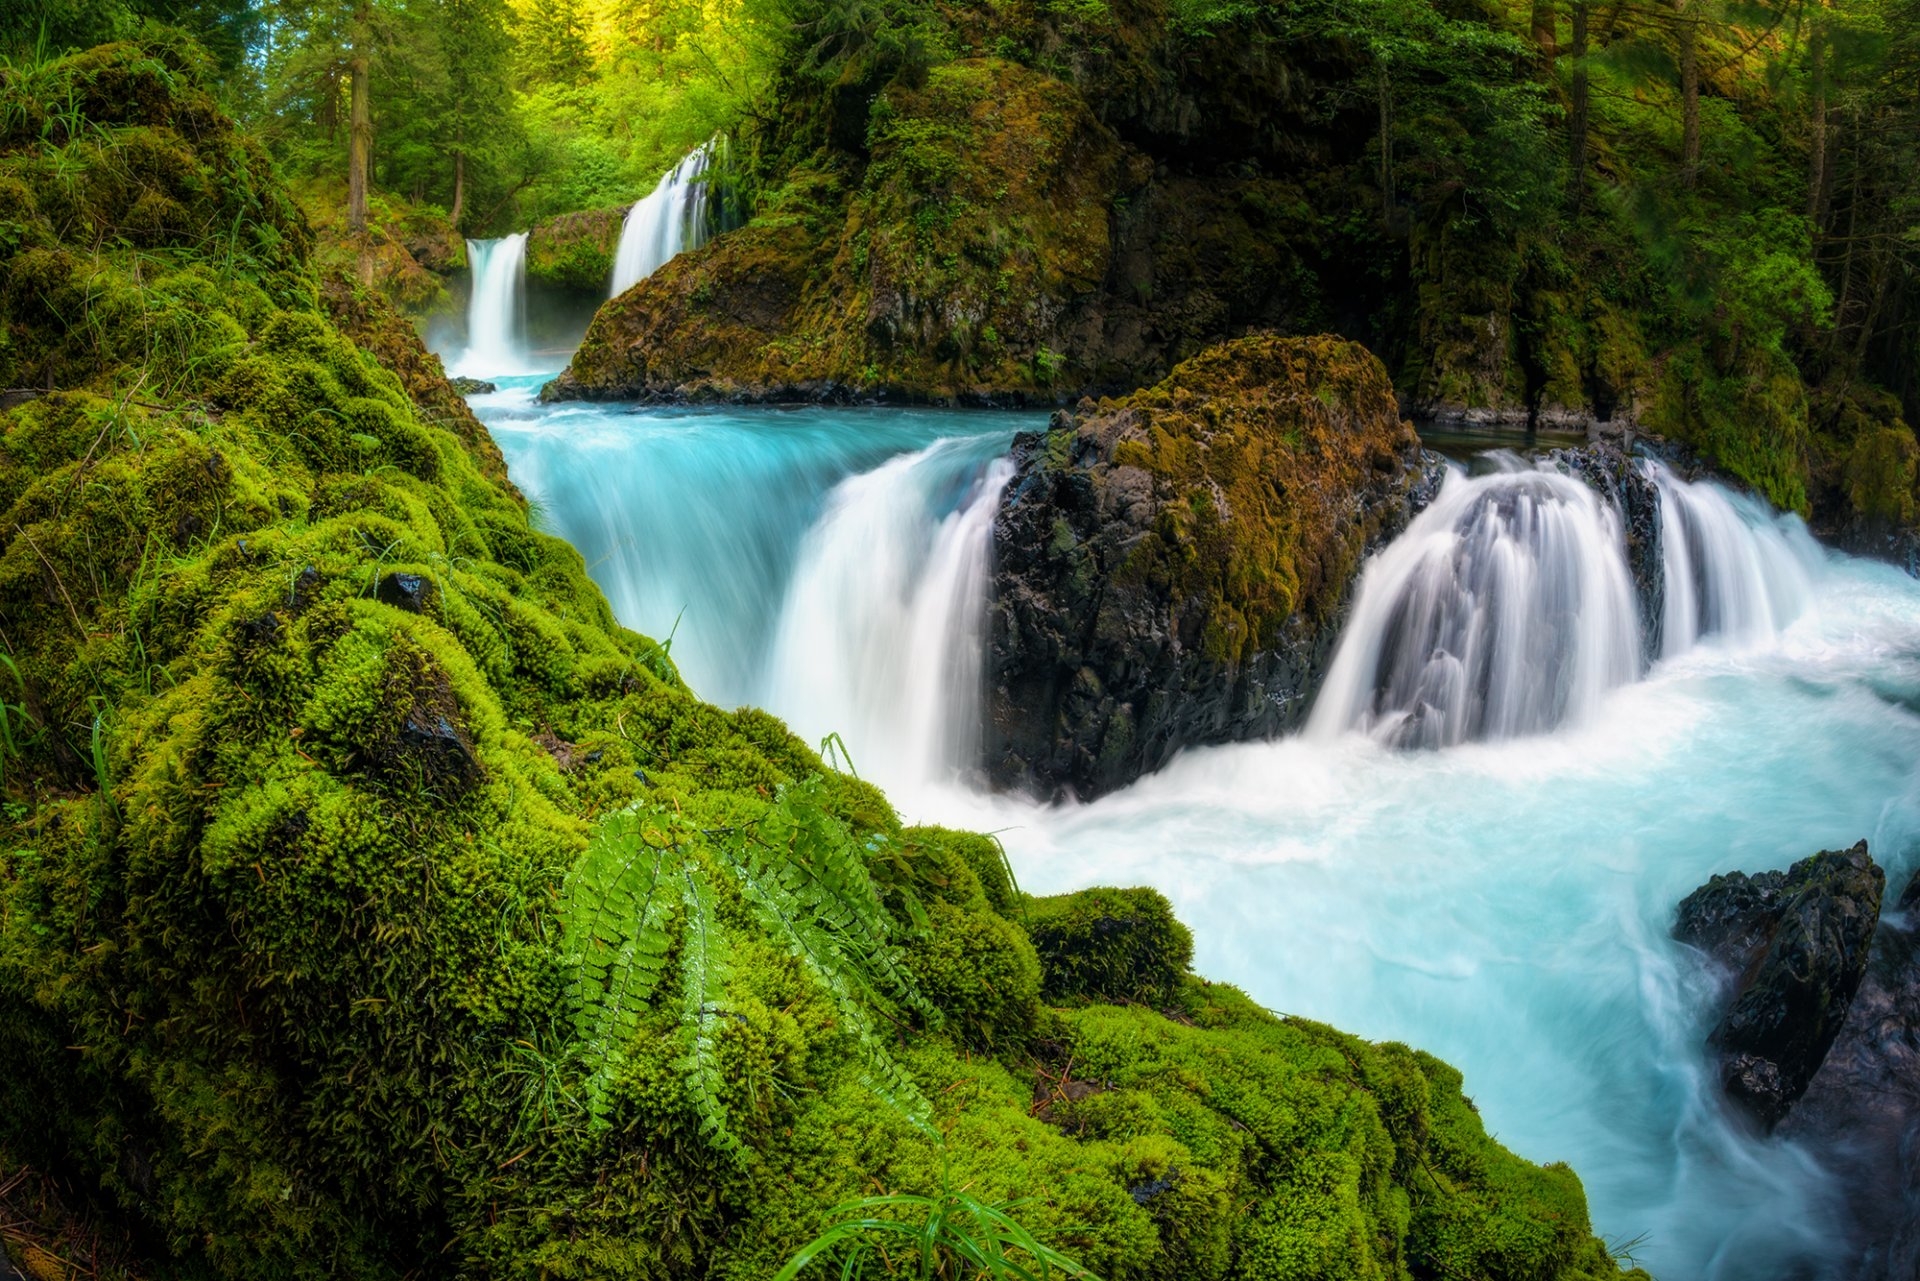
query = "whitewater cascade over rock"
(1310, 455, 1825, 746)
(609, 142, 719, 296)
(455, 233, 529, 376)
(1649, 459, 1818, 656)
(1307, 460, 1641, 747)
(465, 377, 1920, 1280)
(483, 400, 1019, 794)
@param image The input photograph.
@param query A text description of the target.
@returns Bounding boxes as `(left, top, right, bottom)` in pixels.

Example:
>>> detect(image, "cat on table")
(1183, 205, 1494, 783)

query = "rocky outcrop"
(1551, 445, 1664, 658)
(544, 61, 1140, 404)
(1674, 842, 1883, 1128)
(983, 335, 1432, 800)
(1778, 869, 1920, 1280)
(526, 204, 626, 292)
(1676, 844, 1920, 1276)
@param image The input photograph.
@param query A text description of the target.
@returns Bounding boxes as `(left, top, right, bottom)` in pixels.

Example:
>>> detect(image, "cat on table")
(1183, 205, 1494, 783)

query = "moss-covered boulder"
(0, 39, 1636, 1281)
(1026, 886, 1194, 1005)
(527, 204, 626, 293)
(986, 334, 1435, 798)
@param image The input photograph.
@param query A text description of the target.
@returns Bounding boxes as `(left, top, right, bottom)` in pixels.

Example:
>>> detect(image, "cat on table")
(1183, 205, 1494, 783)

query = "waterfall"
(765, 444, 1016, 792)
(1310, 455, 1828, 747)
(610, 142, 721, 296)
(456, 233, 529, 377)
(1647, 460, 1819, 657)
(1310, 460, 1640, 747)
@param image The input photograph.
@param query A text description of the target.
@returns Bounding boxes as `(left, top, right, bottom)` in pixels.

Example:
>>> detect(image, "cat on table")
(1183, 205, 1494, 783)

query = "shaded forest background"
(5, 0, 1920, 519)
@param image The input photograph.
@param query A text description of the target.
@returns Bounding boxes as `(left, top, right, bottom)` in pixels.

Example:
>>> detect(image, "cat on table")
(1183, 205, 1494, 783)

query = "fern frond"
(562, 808, 680, 1125)
(678, 863, 747, 1161)
(730, 853, 934, 1132)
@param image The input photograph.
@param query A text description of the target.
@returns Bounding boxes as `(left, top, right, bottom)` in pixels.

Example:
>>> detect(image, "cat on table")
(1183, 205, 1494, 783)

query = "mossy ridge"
(548, 59, 1133, 404)
(1, 40, 1634, 1281)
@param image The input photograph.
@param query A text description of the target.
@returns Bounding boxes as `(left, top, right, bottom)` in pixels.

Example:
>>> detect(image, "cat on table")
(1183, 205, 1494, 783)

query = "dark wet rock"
(450, 376, 497, 395)
(289, 565, 325, 613)
(376, 571, 437, 614)
(397, 702, 479, 787)
(1776, 870, 1920, 1280)
(984, 335, 1434, 800)
(1552, 445, 1664, 660)
(1675, 841, 1884, 1129)
(1129, 1172, 1178, 1205)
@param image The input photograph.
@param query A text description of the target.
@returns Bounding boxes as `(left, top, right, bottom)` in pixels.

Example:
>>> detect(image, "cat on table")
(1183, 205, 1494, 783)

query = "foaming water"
(480, 386, 1026, 791)
(1651, 459, 1821, 656)
(912, 564, 1920, 1280)
(1309, 460, 1640, 746)
(610, 142, 720, 296)
(470, 390, 1920, 1280)
(767, 447, 1016, 786)
(452, 234, 529, 377)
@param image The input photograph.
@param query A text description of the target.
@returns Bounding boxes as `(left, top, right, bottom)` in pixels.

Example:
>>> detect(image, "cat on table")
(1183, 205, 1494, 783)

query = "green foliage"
(776, 1151, 1102, 1280)
(560, 780, 939, 1153)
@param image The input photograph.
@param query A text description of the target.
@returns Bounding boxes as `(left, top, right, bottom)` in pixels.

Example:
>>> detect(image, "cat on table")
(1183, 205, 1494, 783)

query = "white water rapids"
(461, 374, 1920, 1281)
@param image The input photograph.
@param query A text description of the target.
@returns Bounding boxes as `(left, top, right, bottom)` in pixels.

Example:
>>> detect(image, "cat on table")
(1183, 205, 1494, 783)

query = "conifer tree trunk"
(1808, 21, 1829, 224)
(348, 0, 373, 234)
(1532, 0, 1558, 58)
(451, 149, 466, 226)
(1677, 0, 1701, 187)
(1570, 0, 1590, 210)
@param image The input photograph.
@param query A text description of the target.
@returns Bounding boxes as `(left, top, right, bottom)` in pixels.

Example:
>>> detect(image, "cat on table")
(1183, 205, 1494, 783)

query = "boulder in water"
(984, 335, 1433, 799)
(449, 376, 497, 395)
(1674, 841, 1884, 1128)
(1778, 869, 1920, 1280)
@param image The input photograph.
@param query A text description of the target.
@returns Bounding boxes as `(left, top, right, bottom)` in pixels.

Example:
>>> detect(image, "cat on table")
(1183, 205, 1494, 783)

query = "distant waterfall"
(1309, 461, 1641, 748)
(1648, 460, 1818, 657)
(610, 142, 721, 296)
(456, 233, 529, 377)
(765, 445, 1016, 790)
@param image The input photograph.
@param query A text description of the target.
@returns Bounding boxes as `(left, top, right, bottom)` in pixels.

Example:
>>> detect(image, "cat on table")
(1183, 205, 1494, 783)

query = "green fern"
(558, 778, 940, 1156)
(678, 864, 744, 1159)
(561, 810, 679, 1123)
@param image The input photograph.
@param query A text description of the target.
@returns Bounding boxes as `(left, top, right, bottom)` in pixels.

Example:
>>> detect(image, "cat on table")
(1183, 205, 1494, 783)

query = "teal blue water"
(478, 383, 1920, 1280)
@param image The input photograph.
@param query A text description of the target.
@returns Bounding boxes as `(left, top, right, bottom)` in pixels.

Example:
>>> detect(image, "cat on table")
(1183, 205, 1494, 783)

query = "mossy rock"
(1026, 886, 1193, 1005)
(528, 204, 627, 293)
(985, 334, 1433, 798)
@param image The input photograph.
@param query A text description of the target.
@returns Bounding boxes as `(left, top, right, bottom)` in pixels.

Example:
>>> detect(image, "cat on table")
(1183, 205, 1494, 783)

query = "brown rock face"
(983, 334, 1435, 800)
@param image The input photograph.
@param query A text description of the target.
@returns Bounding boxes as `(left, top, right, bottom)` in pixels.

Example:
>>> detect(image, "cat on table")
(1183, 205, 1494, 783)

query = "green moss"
(527, 205, 627, 292)
(1091, 335, 1419, 667)
(1025, 886, 1193, 1005)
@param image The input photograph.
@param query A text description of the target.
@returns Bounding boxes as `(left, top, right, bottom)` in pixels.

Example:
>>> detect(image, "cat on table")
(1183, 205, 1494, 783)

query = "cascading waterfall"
(456, 233, 529, 377)
(1309, 459, 1642, 747)
(766, 446, 1016, 790)
(1308, 455, 1827, 747)
(610, 141, 721, 296)
(1648, 459, 1819, 656)
(483, 399, 1020, 793)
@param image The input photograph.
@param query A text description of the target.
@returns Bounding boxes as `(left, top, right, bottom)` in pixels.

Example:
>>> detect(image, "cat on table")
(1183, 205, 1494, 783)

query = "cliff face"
(984, 335, 1433, 799)
(525, 203, 626, 292)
